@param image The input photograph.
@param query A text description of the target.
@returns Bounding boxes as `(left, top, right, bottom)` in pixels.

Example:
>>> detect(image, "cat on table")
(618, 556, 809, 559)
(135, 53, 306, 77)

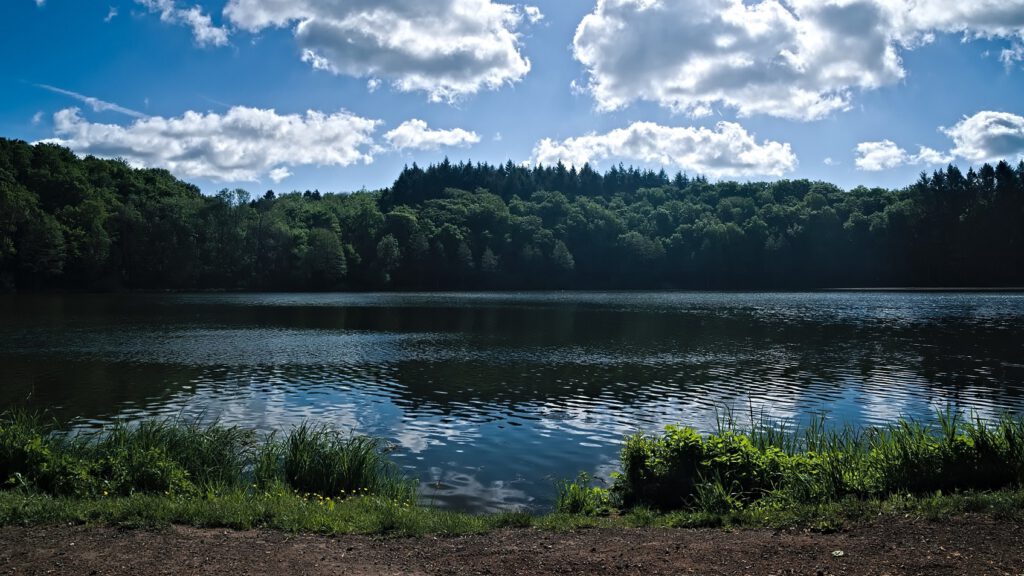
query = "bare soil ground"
(1, 515, 1022, 576)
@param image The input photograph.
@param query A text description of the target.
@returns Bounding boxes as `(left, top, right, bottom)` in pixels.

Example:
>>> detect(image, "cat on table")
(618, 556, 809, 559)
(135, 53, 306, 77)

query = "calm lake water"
(2, 292, 1024, 511)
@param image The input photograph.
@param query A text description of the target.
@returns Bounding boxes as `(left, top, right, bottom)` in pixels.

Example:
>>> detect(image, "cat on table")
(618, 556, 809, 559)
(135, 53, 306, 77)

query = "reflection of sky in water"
(1, 291, 1024, 512)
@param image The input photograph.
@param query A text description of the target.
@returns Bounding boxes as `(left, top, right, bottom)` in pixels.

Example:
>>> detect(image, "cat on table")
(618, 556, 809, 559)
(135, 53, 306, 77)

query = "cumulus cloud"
(384, 119, 480, 151)
(943, 111, 1024, 164)
(854, 140, 954, 171)
(913, 146, 956, 166)
(37, 84, 146, 118)
(136, 0, 229, 47)
(855, 141, 910, 171)
(531, 121, 797, 178)
(573, 0, 1024, 120)
(891, 1, 1024, 42)
(42, 106, 380, 183)
(223, 0, 533, 102)
(855, 110, 1024, 170)
(105, 6, 118, 22)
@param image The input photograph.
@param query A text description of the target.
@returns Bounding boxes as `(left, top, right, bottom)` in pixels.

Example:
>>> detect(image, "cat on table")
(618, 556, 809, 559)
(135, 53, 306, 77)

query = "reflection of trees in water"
(371, 309, 1024, 424)
(0, 358, 205, 426)
(2, 295, 1023, 428)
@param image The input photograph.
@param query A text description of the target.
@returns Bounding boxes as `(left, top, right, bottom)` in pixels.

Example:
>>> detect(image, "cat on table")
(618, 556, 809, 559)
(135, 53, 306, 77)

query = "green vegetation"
(3, 138, 1024, 291)
(1, 483, 1022, 536)
(279, 423, 414, 502)
(2, 412, 1023, 536)
(554, 472, 613, 516)
(0, 413, 413, 502)
(607, 411, 1024, 514)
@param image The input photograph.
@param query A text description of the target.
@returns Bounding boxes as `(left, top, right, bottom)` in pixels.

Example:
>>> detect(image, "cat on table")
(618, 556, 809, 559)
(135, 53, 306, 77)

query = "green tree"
(375, 234, 402, 286)
(550, 239, 575, 284)
(305, 228, 347, 289)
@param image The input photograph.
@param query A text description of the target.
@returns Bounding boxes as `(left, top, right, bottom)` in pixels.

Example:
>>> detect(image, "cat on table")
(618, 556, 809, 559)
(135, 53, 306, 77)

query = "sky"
(3, 0, 1024, 194)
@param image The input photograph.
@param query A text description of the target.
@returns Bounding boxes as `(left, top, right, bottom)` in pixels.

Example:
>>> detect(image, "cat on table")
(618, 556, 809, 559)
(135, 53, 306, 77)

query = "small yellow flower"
(102, 490, 108, 497)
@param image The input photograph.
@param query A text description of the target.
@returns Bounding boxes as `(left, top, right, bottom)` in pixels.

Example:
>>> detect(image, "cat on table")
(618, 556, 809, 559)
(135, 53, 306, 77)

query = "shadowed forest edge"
(2, 138, 1024, 291)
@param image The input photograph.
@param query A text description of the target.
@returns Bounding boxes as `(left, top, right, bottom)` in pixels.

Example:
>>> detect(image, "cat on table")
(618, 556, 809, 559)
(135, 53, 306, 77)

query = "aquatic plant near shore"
(0, 414, 413, 502)
(4, 409, 1024, 528)
(609, 411, 1024, 513)
(281, 422, 414, 502)
(554, 472, 612, 516)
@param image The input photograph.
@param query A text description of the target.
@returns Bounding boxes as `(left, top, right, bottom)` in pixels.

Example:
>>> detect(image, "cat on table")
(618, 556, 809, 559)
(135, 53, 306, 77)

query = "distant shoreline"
(831, 287, 1024, 292)
(3, 286, 1024, 295)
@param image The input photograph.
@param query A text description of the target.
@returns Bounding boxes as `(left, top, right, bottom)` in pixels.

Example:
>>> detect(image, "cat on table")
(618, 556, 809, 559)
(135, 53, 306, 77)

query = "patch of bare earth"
(1, 515, 1022, 575)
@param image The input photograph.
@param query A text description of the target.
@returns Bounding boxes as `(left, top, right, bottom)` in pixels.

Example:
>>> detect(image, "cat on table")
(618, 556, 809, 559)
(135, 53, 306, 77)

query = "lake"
(2, 292, 1023, 512)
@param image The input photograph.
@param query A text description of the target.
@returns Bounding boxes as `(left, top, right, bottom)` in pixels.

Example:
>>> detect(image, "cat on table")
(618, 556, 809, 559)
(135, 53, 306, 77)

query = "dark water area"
(2, 292, 1023, 512)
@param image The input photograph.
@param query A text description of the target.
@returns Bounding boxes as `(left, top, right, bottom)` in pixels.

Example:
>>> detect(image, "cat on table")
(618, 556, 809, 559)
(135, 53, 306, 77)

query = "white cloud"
(367, 78, 382, 93)
(523, 5, 544, 24)
(136, 0, 229, 47)
(943, 111, 1024, 164)
(268, 167, 292, 183)
(105, 6, 118, 22)
(42, 106, 380, 183)
(823, 157, 836, 166)
(36, 84, 146, 118)
(1001, 42, 1024, 69)
(891, 1, 1024, 42)
(913, 146, 955, 166)
(223, 0, 533, 102)
(531, 121, 797, 178)
(31, 112, 43, 126)
(573, 0, 1024, 121)
(299, 49, 330, 71)
(855, 110, 1024, 171)
(384, 119, 481, 151)
(855, 140, 954, 171)
(35, 0, 44, 6)
(855, 141, 908, 171)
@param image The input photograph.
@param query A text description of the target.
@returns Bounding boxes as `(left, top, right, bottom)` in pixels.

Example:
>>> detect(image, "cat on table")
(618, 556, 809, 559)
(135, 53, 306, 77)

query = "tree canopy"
(1, 138, 1022, 291)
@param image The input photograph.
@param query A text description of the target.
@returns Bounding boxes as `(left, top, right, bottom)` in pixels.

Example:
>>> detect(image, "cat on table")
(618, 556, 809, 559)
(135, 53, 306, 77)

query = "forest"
(1, 136, 1023, 291)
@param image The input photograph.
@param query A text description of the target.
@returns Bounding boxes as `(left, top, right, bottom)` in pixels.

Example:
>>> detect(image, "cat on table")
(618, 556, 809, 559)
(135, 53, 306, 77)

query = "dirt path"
(2, 515, 1022, 575)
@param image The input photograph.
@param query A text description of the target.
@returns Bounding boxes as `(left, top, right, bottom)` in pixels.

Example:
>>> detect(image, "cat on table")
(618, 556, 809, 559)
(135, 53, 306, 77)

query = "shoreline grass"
(1, 411, 1023, 536)
(604, 410, 1024, 515)
(1, 487, 1021, 536)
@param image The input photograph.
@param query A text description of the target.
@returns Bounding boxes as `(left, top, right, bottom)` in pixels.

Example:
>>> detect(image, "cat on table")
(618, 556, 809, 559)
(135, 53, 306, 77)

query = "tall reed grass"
(282, 423, 414, 501)
(0, 412, 413, 502)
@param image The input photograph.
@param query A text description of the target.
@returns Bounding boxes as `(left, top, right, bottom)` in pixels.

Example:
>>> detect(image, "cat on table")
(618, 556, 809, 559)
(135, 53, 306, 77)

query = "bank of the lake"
(2, 413, 1023, 537)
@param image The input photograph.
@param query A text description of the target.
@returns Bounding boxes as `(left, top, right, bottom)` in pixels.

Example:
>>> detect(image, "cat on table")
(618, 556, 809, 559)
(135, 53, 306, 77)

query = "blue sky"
(3, 0, 1024, 194)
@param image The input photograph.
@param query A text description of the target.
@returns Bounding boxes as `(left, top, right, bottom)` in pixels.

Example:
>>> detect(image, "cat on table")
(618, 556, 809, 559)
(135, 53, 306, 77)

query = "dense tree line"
(1, 137, 1022, 291)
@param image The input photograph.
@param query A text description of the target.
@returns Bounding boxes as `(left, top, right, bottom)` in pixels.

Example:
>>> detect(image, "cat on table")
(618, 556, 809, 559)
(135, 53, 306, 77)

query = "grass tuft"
(554, 472, 612, 516)
(282, 422, 415, 502)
